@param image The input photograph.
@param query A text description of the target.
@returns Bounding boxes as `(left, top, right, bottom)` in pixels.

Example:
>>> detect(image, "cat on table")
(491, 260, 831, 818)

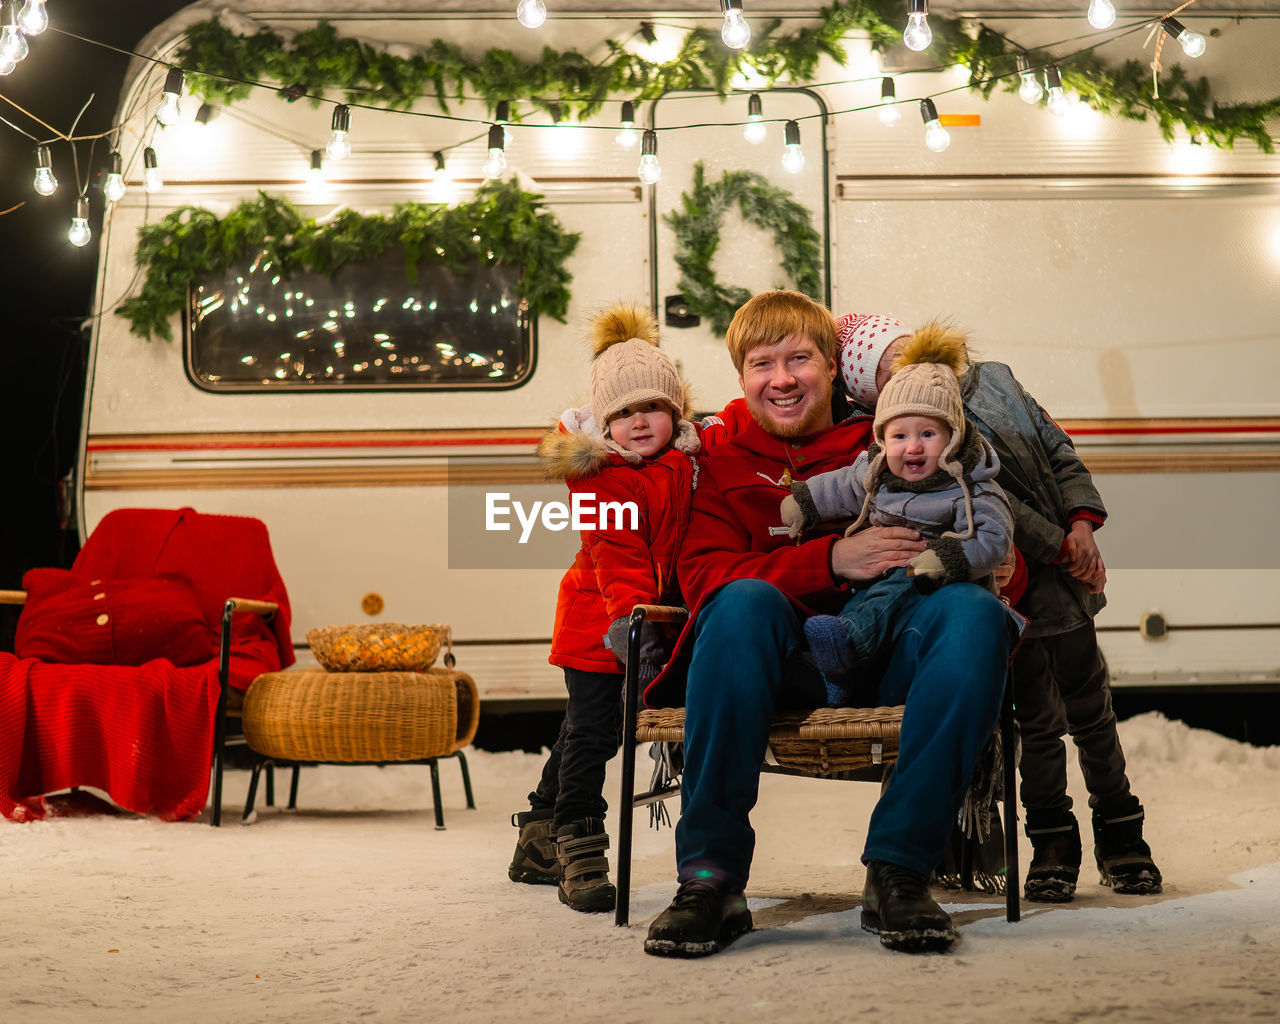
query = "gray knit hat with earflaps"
(844, 321, 975, 539)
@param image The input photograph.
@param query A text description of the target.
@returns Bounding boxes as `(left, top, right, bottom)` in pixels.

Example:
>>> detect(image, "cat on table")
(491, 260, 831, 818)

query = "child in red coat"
(508, 302, 699, 913)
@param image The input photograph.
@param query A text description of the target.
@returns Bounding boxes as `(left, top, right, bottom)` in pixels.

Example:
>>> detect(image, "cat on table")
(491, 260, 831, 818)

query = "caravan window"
(186, 248, 532, 391)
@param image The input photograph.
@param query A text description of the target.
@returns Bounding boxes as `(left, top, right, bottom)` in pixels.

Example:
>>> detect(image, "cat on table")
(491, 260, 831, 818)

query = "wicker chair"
(614, 604, 1021, 927)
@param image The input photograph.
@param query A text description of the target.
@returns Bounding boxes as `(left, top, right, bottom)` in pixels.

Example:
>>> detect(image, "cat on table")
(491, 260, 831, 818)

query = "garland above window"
(117, 181, 581, 342)
(174, 4, 1280, 151)
(666, 161, 823, 338)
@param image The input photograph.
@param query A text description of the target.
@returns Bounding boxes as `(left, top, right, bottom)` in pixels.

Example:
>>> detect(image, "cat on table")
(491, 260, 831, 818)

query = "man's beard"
(747, 378, 834, 439)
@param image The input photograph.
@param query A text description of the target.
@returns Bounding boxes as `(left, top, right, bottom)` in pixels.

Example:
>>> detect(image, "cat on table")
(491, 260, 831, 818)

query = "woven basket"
(636, 705, 904, 777)
(242, 668, 479, 762)
(306, 622, 449, 673)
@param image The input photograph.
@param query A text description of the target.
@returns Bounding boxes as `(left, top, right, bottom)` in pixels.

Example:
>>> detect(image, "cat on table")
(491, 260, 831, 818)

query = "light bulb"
(1044, 65, 1067, 116)
(1177, 27, 1206, 58)
(637, 129, 660, 185)
(616, 100, 639, 149)
(33, 144, 55, 196)
(0, 56, 14, 76)
(68, 198, 91, 247)
(483, 123, 507, 179)
(920, 98, 950, 152)
(1018, 72, 1043, 104)
(720, 0, 751, 50)
(903, 0, 931, 52)
(17, 0, 46, 35)
(1087, 0, 1116, 30)
(744, 92, 766, 143)
(781, 120, 805, 173)
(432, 151, 450, 181)
(516, 0, 546, 29)
(103, 151, 126, 203)
(1, 24, 28, 63)
(327, 104, 351, 160)
(143, 146, 163, 193)
(308, 149, 325, 189)
(155, 67, 183, 127)
(878, 78, 901, 127)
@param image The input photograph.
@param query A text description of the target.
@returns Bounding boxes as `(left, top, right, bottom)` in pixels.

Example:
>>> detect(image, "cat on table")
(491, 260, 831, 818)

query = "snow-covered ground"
(3, 712, 1278, 1024)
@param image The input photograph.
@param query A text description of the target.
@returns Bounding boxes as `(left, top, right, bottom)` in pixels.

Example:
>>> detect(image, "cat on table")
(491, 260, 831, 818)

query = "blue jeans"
(674, 578, 1011, 888)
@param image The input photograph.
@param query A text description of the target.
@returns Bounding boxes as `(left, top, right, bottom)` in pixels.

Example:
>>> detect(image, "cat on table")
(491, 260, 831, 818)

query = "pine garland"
(174, 3, 1279, 151)
(117, 181, 581, 342)
(665, 161, 822, 337)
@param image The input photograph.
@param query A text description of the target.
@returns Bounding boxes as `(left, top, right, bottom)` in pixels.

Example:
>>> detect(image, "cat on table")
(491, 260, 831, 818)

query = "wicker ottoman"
(238, 667, 480, 828)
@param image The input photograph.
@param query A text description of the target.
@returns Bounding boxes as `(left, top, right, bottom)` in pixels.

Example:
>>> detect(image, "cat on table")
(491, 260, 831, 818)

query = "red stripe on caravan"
(87, 435, 543, 452)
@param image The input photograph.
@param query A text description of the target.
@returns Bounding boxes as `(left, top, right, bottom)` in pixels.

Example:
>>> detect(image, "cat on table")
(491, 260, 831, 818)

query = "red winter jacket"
(644, 412, 875, 705)
(544, 416, 699, 674)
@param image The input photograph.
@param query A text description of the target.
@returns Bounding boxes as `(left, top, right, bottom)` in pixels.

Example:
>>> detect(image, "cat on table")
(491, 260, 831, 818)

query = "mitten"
(779, 495, 805, 539)
(906, 548, 945, 580)
(606, 616, 670, 684)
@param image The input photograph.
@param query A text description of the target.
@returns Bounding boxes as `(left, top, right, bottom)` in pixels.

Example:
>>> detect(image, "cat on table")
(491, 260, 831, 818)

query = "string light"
(1, 1, 29, 64)
(780, 120, 805, 173)
(155, 66, 183, 126)
(1017, 54, 1043, 104)
(1087, 0, 1116, 31)
(495, 99, 513, 146)
(516, 0, 546, 30)
(1161, 17, 1206, 58)
(903, 0, 932, 52)
(1044, 65, 1069, 116)
(877, 77, 902, 127)
(432, 150, 450, 180)
(483, 123, 507, 179)
(16, 0, 45, 36)
(326, 104, 351, 160)
(143, 146, 163, 193)
(0, 52, 13, 76)
(195, 102, 216, 126)
(616, 100, 639, 149)
(919, 97, 950, 152)
(68, 196, 91, 247)
(33, 143, 56, 196)
(637, 129, 660, 185)
(104, 151, 126, 202)
(720, 0, 751, 50)
(744, 93, 767, 143)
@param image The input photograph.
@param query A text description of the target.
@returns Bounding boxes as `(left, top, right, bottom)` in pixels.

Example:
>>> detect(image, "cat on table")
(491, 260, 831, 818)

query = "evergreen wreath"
(174, 4, 1280, 152)
(665, 161, 823, 337)
(117, 180, 580, 342)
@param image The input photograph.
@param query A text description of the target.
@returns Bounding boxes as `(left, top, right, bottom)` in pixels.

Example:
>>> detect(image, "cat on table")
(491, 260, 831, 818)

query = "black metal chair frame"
(211, 600, 475, 828)
(614, 604, 1021, 927)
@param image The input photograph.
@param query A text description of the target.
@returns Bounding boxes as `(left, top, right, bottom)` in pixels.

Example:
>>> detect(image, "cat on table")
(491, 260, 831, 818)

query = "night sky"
(0, 2, 191, 645)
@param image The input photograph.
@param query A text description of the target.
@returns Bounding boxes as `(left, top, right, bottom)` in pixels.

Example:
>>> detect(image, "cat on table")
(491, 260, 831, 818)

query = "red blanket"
(0, 508, 293, 822)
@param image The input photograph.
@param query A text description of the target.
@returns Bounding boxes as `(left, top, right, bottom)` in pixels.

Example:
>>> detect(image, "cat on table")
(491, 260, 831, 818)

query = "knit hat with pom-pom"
(588, 303, 687, 426)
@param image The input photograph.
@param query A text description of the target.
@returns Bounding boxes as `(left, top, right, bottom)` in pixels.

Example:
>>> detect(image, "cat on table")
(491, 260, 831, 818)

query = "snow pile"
(2, 713, 1278, 1024)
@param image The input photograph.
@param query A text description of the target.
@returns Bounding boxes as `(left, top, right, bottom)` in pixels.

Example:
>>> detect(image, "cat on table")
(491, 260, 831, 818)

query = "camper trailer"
(81, 1, 1280, 712)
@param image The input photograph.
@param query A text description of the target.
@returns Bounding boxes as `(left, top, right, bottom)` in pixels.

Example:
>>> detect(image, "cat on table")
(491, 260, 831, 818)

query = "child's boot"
(555, 818, 617, 913)
(1093, 797, 1163, 894)
(1023, 808, 1081, 903)
(508, 809, 559, 885)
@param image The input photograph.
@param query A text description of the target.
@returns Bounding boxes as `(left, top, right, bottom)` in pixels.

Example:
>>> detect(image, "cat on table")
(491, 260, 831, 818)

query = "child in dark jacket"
(508, 302, 698, 913)
(838, 310, 1162, 903)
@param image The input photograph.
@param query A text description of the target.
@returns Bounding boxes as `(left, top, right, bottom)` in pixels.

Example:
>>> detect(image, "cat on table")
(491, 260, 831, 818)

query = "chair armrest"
(629, 603, 687, 626)
(225, 597, 278, 618)
(0, 590, 27, 605)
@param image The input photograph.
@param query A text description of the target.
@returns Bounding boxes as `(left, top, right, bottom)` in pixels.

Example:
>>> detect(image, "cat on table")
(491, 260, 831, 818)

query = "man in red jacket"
(642, 291, 1016, 957)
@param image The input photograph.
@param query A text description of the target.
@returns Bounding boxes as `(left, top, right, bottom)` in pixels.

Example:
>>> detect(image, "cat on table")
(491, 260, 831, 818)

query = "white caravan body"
(82, 2, 1280, 705)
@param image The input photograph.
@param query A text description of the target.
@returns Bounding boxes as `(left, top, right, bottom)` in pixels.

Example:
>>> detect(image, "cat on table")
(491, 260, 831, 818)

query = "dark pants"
(674, 578, 1012, 889)
(1012, 622, 1132, 817)
(529, 667, 623, 829)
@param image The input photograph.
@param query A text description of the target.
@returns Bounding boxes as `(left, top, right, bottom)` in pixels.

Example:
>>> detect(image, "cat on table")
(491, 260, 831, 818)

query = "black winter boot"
(1093, 799, 1163, 894)
(1024, 809, 1082, 903)
(508, 809, 559, 886)
(555, 819, 617, 913)
(861, 861, 957, 952)
(644, 879, 753, 958)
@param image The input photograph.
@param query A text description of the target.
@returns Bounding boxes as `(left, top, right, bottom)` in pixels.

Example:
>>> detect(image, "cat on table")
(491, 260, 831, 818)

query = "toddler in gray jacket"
(781, 325, 1015, 699)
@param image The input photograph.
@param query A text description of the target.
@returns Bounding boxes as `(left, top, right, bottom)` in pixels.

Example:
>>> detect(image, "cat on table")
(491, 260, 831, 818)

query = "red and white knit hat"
(836, 312, 914, 408)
